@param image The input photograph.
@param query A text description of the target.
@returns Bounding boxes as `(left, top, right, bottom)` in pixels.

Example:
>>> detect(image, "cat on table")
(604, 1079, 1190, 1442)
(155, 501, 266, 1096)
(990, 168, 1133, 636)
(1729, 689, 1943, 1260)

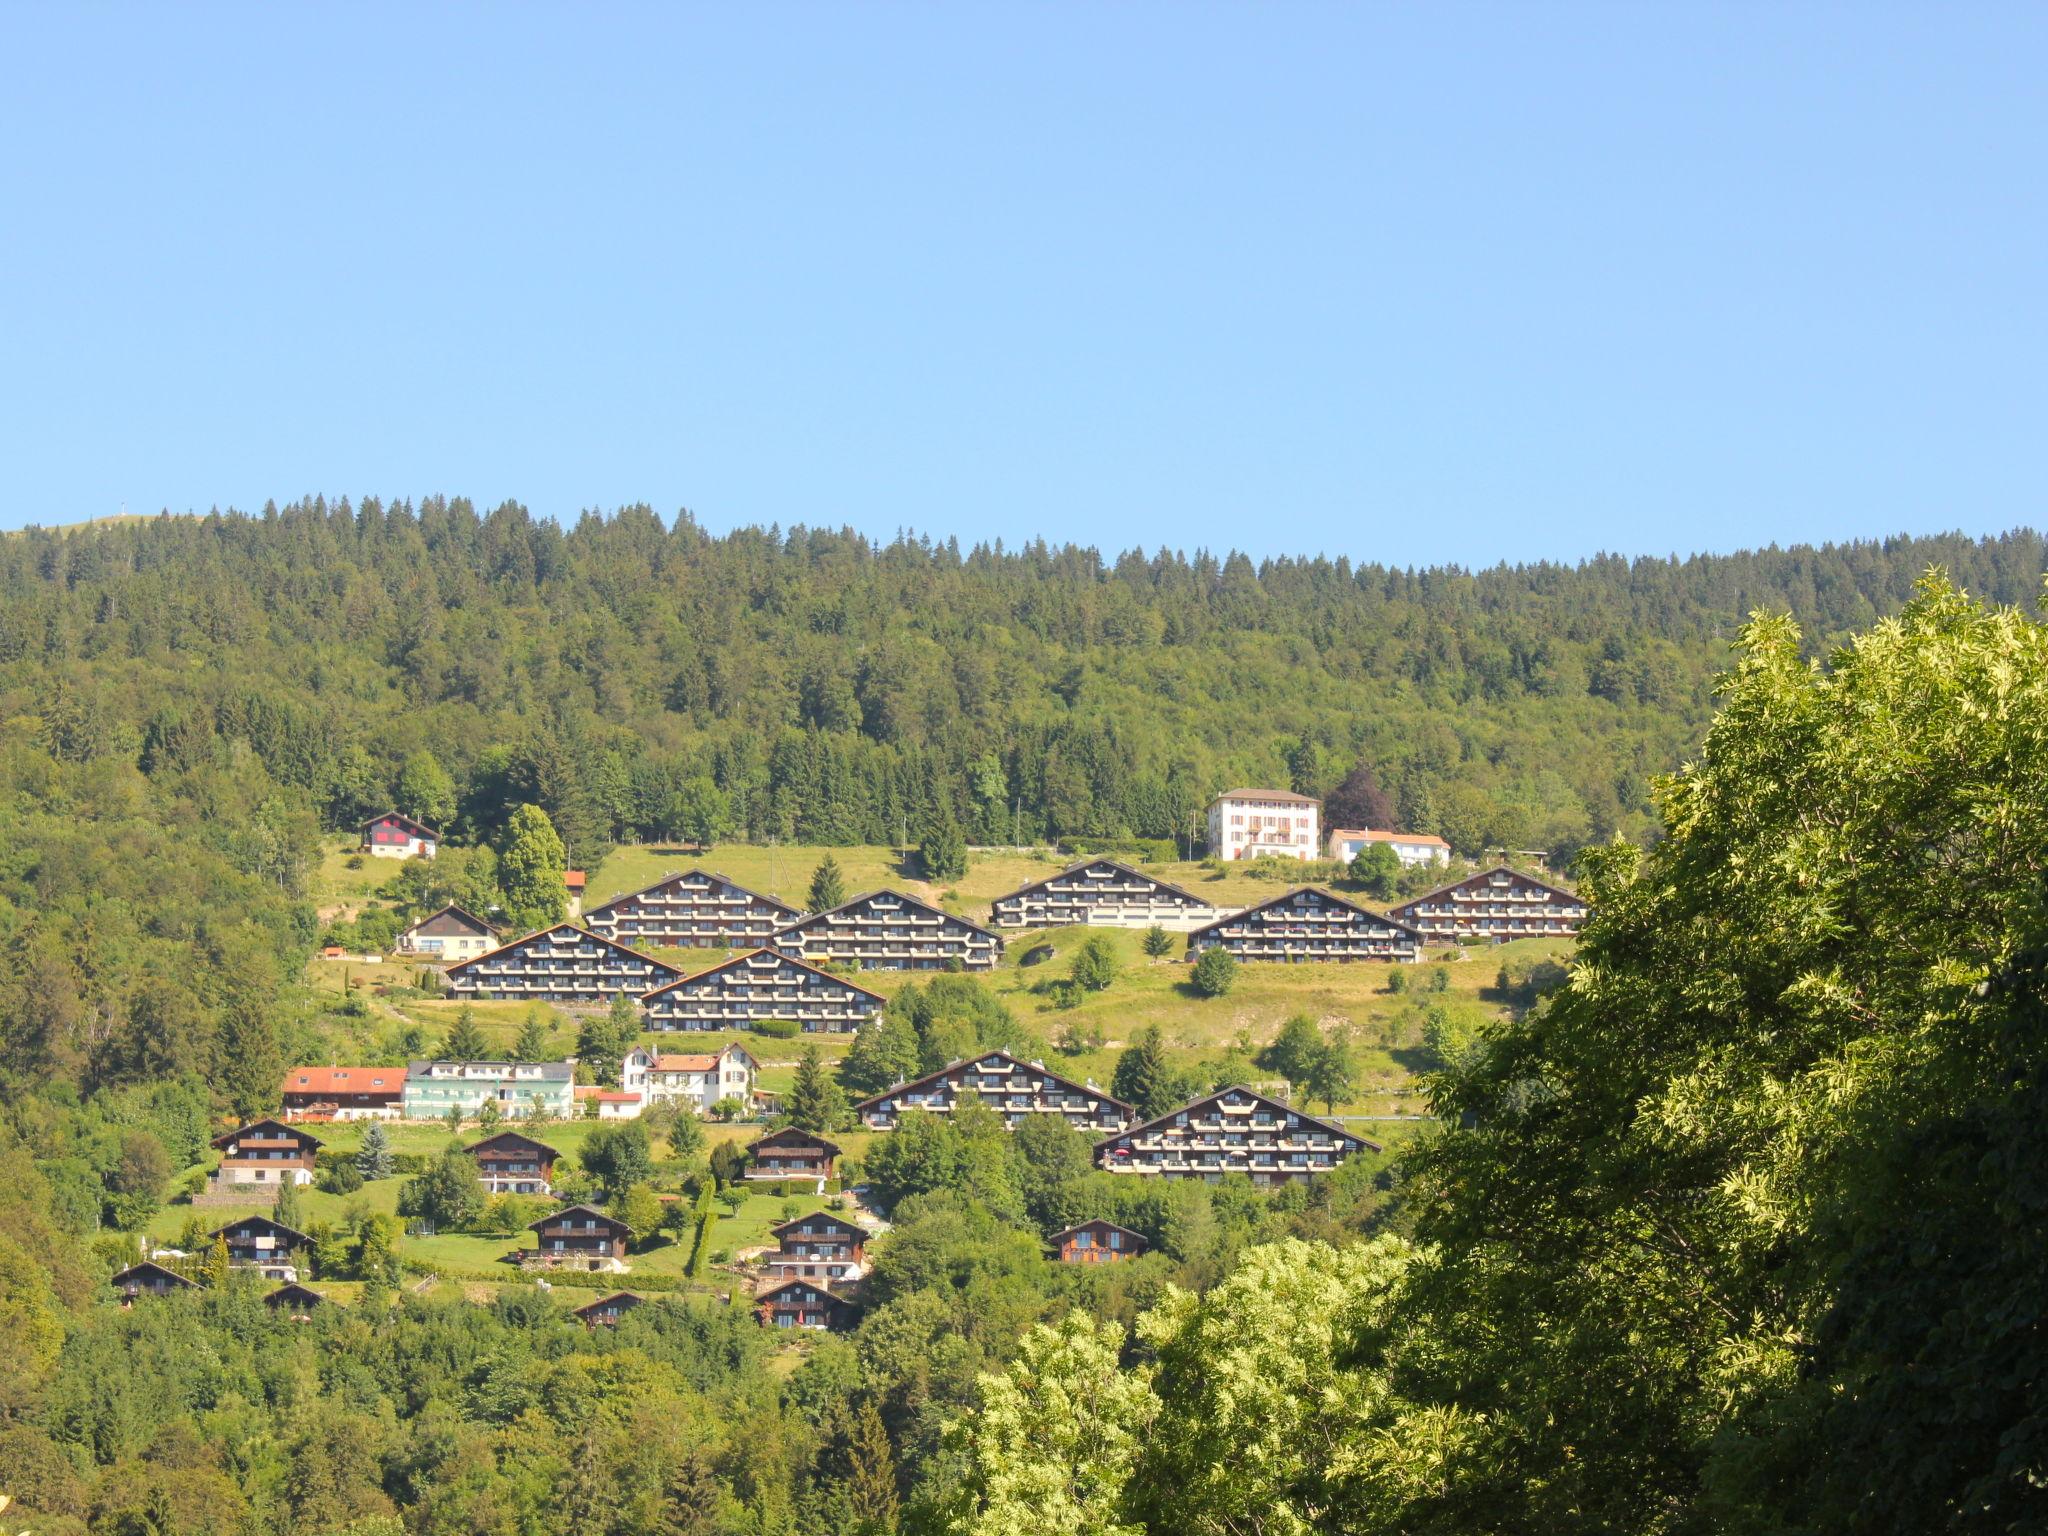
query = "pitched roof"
(211, 1118, 322, 1150)
(361, 810, 440, 838)
(638, 947, 885, 1005)
(1186, 886, 1423, 941)
(852, 1049, 1130, 1116)
(1328, 828, 1451, 848)
(770, 1210, 867, 1240)
(529, 1203, 631, 1234)
(1048, 1219, 1148, 1244)
(747, 1125, 842, 1156)
(1390, 864, 1583, 913)
(1103, 1084, 1383, 1154)
(990, 857, 1211, 910)
(111, 1260, 196, 1290)
(264, 1282, 330, 1309)
(564, 869, 587, 890)
(464, 1131, 561, 1159)
(443, 922, 684, 985)
(573, 1290, 645, 1317)
(754, 1277, 850, 1305)
(408, 1059, 576, 1081)
(780, 888, 1000, 940)
(402, 903, 497, 938)
(281, 1066, 404, 1098)
(585, 868, 803, 923)
(1208, 787, 1318, 806)
(210, 1214, 311, 1246)
(573, 1087, 643, 1104)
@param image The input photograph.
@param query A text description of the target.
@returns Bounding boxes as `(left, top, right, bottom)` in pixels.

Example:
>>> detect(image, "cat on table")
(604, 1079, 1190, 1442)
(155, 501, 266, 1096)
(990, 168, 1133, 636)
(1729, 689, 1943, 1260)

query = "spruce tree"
(808, 854, 847, 912)
(355, 1121, 395, 1181)
(919, 818, 967, 881)
(1112, 1024, 1173, 1118)
(512, 1011, 549, 1062)
(441, 1005, 487, 1061)
(786, 1043, 847, 1132)
(1142, 925, 1174, 959)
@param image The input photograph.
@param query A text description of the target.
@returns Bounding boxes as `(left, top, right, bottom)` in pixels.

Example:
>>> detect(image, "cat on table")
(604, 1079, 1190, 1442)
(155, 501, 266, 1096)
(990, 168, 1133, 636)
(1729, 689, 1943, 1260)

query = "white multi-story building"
(1327, 828, 1451, 868)
(622, 1043, 758, 1115)
(1206, 788, 1321, 862)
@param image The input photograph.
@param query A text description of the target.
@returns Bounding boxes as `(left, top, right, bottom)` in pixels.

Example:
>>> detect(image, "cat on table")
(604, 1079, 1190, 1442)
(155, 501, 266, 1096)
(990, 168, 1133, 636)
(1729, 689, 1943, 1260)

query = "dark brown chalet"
(396, 904, 497, 962)
(640, 948, 883, 1034)
(1049, 1219, 1148, 1264)
(466, 1131, 559, 1196)
(854, 1050, 1131, 1133)
(111, 1261, 196, 1303)
(525, 1204, 631, 1272)
(1095, 1085, 1379, 1187)
(1186, 887, 1422, 964)
(211, 1215, 310, 1278)
(583, 869, 803, 950)
(771, 890, 1003, 972)
(207, 1119, 321, 1202)
(1390, 865, 1588, 943)
(446, 924, 685, 1003)
(989, 858, 1220, 931)
(265, 1282, 329, 1318)
(747, 1126, 841, 1183)
(360, 811, 438, 859)
(573, 1291, 645, 1328)
(765, 1211, 867, 1283)
(755, 1278, 854, 1331)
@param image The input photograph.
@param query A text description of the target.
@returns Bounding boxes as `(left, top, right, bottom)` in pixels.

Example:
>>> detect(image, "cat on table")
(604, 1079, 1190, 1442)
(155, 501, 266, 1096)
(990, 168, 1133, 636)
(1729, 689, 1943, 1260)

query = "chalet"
(1206, 788, 1319, 862)
(639, 948, 883, 1034)
(584, 869, 804, 951)
(445, 924, 685, 1003)
(111, 1261, 196, 1303)
(403, 1060, 575, 1121)
(765, 1211, 868, 1283)
(264, 1282, 329, 1318)
(1186, 887, 1422, 964)
(746, 1126, 841, 1185)
(279, 1065, 404, 1121)
(854, 1050, 1131, 1133)
(206, 1119, 321, 1202)
(525, 1204, 631, 1272)
(1390, 865, 1589, 943)
(211, 1215, 309, 1281)
(754, 1278, 854, 1331)
(360, 811, 439, 859)
(395, 904, 498, 962)
(1327, 828, 1450, 868)
(574, 1086, 646, 1120)
(573, 1291, 646, 1328)
(622, 1043, 757, 1114)
(1095, 1085, 1379, 1186)
(988, 858, 1221, 931)
(772, 889, 1003, 972)
(1049, 1219, 1148, 1264)
(465, 1131, 560, 1195)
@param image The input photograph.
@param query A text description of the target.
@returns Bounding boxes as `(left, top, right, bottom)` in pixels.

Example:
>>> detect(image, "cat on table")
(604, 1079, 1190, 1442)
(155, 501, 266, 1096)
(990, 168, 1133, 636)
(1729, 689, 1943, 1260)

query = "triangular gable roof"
(638, 947, 886, 1005)
(748, 1125, 843, 1157)
(770, 1210, 867, 1241)
(1391, 864, 1583, 913)
(403, 903, 497, 938)
(645, 1043, 759, 1073)
(1047, 1219, 1148, 1245)
(1188, 886, 1423, 941)
(265, 1282, 330, 1308)
(445, 923, 685, 985)
(991, 857, 1211, 910)
(210, 1214, 311, 1246)
(464, 1131, 561, 1160)
(361, 810, 440, 838)
(1108, 1084, 1383, 1154)
(754, 1277, 849, 1305)
(851, 1049, 1132, 1116)
(780, 889, 1001, 942)
(573, 1290, 645, 1317)
(530, 1203, 631, 1234)
(212, 1118, 322, 1151)
(112, 1261, 196, 1290)
(585, 868, 803, 924)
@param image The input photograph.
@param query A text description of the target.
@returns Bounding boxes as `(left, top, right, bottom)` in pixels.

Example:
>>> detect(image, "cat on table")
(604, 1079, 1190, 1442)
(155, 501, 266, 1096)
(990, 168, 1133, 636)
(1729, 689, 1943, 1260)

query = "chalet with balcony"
(206, 1119, 322, 1203)
(754, 1278, 854, 1331)
(466, 1131, 560, 1196)
(525, 1204, 631, 1272)
(264, 1282, 329, 1317)
(360, 811, 439, 859)
(111, 1261, 196, 1303)
(765, 1211, 868, 1284)
(1390, 865, 1589, 943)
(445, 924, 685, 1003)
(1095, 1086, 1379, 1186)
(771, 890, 1003, 972)
(583, 869, 804, 950)
(573, 1291, 645, 1328)
(211, 1215, 309, 1281)
(639, 948, 883, 1034)
(1049, 1219, 1148, 1264)
(746, 1126, 840, 1185)
(988, 858, 1222, 931)
(395, 904, 498, 962)
(854, 1050, 1131, 1133)
(1186, 887, 1422, 964)
(622, 1043, 757, 1115)
(279, 1065, 404, 1121)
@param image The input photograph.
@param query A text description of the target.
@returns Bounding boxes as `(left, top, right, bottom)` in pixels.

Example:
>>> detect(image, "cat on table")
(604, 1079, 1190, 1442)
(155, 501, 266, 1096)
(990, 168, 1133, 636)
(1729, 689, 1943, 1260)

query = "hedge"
(1058, 836, 1178, 862)
(748, 1018, 802, 1039)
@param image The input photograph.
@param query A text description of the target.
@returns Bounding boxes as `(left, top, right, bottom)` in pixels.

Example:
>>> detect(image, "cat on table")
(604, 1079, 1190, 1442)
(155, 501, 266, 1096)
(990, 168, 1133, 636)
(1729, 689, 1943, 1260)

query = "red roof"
(282, 1066, 404, 1098)
(564, 869, 587, 891)
(574, 1086, 642, 1104)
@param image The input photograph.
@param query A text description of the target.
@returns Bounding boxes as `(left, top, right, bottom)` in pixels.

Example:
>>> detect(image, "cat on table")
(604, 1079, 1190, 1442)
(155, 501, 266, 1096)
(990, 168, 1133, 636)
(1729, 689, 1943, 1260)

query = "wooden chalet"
(466, 1131, 560, 1196)
(1094, 1085, 1379, 1186)
(1185, 887, 1422, 964)
(445, 923, 685, 1003)
(264, 1282, 330, 1318)
(279, 1065, 404, 1121)
(639, 948, 884, 1034)
(583, 869, 804, 950)
(853, 1050, 1132, 1133)
(360, 811, 438, 859)
(205, 1119, 322, 1203)
(988, 858, 1221, 931)
(1049, 1219, 1148, 1264)
(1390, 865, 1589, 943)
(395, 904, 498, 961)
(771, 890, 1003, 972)
(754, 1278, 854, 1331)
(525, 1204, 631, 1272)
(211, 1215, 310, 1279)
(573, 1291, 646, 1328)
(111, 1261, 196, 1303)
(765, 1211, 868, 1283)
(746, 1126, 841, 1184)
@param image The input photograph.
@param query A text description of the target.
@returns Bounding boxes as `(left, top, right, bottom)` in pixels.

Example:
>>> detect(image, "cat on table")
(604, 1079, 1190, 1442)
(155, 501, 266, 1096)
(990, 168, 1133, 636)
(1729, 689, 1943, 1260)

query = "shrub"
(750, 1018, 802, 1039)
(1190, 946, 1238, 998)
(320, 1161, 365, 1196)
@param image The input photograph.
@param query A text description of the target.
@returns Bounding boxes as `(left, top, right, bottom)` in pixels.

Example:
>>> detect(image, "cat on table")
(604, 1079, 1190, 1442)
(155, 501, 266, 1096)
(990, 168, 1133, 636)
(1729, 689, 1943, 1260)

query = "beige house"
(622, 1044, 757, 1115)
(395, 904, 497, 961)
(1206, 788, 1320, 862)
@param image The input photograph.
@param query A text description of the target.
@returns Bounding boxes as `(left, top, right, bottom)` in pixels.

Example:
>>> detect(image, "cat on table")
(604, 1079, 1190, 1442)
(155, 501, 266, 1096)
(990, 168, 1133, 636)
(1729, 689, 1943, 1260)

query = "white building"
(622, 1044, 758, 1115)
(1206, 788, 1321, 862)
(401, 1060, 576, 1121)
(1327, 828, 1451, 868)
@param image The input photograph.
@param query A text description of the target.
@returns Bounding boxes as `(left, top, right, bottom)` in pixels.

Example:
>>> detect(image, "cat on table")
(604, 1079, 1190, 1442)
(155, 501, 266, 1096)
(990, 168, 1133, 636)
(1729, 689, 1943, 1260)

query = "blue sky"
(1, 4, 2041, 564)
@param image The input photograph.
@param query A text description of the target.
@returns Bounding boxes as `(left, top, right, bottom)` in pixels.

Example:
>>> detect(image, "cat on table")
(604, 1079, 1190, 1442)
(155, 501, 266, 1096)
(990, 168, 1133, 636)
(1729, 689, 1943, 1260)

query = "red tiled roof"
(573, 1086, 642, 1104)
(282, 1067, 403, 1097)
(564, 870, 587, 890)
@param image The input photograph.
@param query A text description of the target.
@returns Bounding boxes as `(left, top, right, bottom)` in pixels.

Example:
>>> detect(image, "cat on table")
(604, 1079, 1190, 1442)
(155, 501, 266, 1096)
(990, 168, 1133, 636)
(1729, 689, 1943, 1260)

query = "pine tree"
(844, 1396, 901, 1535)
(512, 1011, 549, 1062)
(668, 1110, 706, 1163)
(355, 1121, 395, 1181)
(274, 1176, 305, 1233)
(786, 1043, 847, 1132)
(1190, 946, 1238, 999)
(442, 1005, 487, 1061)
(1141, 925, 1174, 959)
(215, 997, 283, 1121)
(1112, 1024, 1172, 1118)
(919, 818, 967, 881)
(205, 1233, 231, 1288)
(808, 854, 847, 912)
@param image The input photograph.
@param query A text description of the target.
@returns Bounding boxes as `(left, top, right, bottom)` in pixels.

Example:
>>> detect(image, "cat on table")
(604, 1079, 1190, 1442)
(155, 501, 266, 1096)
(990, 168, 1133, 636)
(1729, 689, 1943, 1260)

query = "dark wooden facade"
(525, 1204, 631, 1270)
(754, 1278, 854, 1331)
(573, 1291, 645, 1328)
(1390, 865, 1588, 942)
(639, 948, 884, 1034)
(988, 858, 1220, 930)
(771, 890, 1003, 972)
(111, 1261, 196, 1301)
(466, 1131, 559, 1195)
(265, 1282, 329, 1316)
(1186, 887, 1422, 963)
(766, 1212, 867, 1282)
(446, 923, 685, 1003)
(1049, 1219, 1148, 1264)
(1095, 1085, 1379, 1186)
(747, 1126, 841, 1182)
(208, 1118, 322, 1200)
(583, 869, 803, 950)
(212, 1215, 310, 1275)
(854, 1050, 1131, 1133)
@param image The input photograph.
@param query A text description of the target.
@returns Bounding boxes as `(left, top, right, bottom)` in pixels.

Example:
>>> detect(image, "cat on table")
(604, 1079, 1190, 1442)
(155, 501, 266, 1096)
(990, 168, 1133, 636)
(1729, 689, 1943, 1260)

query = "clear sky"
(1, 4, 2042, 564)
